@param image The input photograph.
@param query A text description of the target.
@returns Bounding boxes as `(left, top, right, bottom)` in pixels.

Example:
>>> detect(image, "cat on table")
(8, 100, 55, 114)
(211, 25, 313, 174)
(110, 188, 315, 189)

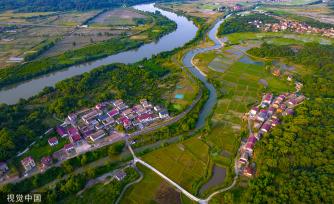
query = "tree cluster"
(218, 13, 279, 35)
(240, 42, 334, 203)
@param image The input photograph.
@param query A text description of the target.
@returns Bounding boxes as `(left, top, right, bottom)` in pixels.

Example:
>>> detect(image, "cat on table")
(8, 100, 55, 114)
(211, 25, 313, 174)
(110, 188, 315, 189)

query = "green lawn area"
(19, 131, 67, 162)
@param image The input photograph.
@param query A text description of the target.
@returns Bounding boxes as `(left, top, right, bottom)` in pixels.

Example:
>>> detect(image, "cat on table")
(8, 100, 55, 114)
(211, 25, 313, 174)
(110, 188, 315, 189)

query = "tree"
(108, 142, 125, 157)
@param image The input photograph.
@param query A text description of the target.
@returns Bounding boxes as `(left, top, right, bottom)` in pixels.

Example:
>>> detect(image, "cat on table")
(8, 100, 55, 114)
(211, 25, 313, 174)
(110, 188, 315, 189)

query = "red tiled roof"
(64, 143, 74, 150)
(247, 136, 257, 144)
(261, 123, 271, 131)
(21, 156, 34, 165)
(41, 156, 52, 165)
(245, 142, 255, 150)
(137, 113, 151, 121)
(70, 134, 81, 142)
(68, 127, 79, 136)
(48, 137, 58, 144)
(107, 109, 119, 117)
(56, 126, 67, 136)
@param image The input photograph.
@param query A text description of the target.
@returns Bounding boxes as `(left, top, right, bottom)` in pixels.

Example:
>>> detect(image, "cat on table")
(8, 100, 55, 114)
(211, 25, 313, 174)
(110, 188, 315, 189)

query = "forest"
(0, 0, 177, 12)
(240, 43, 334, 203)
(218, 13, 279, 35)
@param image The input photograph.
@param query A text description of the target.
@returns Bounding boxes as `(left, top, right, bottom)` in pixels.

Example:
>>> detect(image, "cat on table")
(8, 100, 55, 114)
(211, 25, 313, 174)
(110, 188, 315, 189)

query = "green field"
(225, 32, 334, 45)
(192, 44, 294, 196)
(142, 138, 210, 194)
(121, 163, 193, 204)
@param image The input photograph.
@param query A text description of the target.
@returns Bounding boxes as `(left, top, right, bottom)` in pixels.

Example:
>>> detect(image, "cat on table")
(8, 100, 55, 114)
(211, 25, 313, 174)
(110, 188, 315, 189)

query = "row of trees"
(24, 38, 58, 61)
(240, 42, 334, 203)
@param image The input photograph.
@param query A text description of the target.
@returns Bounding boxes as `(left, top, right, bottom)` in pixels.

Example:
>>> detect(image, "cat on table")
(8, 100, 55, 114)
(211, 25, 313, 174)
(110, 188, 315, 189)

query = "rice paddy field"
(121, 163, 194, 204)
(263, 0, 320, 6)
(141, 138, 210, 194)
(0, 8, 152, 66)
(89, 8, 149, 27)
(0, 10, 99, 67)
(157, 1, 222, 24)
(121, 138, 212, 203)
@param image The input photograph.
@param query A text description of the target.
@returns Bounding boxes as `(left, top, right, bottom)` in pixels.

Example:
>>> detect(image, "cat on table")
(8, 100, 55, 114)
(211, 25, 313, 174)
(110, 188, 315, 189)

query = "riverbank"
(0, 6, 176, 93)
(0, 3, 195, 105)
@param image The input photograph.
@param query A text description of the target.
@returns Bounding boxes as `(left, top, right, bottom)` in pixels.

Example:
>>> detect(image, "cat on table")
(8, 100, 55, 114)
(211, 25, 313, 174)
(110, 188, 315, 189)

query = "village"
(249, 14, 334, 38)
(1, 99, 169, 181)
(238, 90, 305, 177)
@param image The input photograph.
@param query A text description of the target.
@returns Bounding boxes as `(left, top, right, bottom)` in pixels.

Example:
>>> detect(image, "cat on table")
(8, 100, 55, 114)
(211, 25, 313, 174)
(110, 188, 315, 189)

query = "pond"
(238, 55, 264, 66)
(272, 60, 295, 71)
(199, 165, 226, 194)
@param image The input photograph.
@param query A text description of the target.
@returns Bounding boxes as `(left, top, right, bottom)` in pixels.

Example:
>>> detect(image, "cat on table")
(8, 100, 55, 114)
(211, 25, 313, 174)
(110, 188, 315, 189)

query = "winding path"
(115, 165, 144, 204)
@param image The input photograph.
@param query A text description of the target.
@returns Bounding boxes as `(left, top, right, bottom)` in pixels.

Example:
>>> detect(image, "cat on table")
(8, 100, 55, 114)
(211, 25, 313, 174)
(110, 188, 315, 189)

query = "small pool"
(239, 55, 264, 66)
(176, 85, 183, 89)
(175, 94, 184, 99)
(199, 165, 226, 194)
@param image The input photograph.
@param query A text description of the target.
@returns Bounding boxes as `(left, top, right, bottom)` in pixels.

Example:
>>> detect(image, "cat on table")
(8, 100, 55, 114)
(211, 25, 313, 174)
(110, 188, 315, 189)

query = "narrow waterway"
(0, 3, 197, 105)
(182, 16, 229, 129)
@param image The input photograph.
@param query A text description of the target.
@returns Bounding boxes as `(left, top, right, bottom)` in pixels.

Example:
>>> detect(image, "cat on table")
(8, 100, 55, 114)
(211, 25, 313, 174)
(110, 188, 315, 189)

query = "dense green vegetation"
(1, 140, 127, 194)
(218, 13, 279, 35)
(59, 167, 138, 204)
(2, 164, 138, 204)
(239, 43, 334, 203)
(248, 43, 334, 97)
(0, 11, 176, 88)
(0, 0, 176, 12)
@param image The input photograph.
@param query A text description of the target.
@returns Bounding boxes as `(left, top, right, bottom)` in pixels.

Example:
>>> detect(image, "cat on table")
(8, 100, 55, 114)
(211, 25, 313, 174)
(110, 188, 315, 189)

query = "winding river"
(0, 3, 197, 105)
(183, 18, 227, 129)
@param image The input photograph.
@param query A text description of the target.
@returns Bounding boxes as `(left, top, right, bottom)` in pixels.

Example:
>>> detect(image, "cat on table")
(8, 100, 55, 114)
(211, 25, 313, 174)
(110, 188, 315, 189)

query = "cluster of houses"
(239, 92, 305, 177)
(18, 99, 169, 174)
(262, 20, 334, 38)
(65, 98, 169, 140)
(248, 13, 334, 38)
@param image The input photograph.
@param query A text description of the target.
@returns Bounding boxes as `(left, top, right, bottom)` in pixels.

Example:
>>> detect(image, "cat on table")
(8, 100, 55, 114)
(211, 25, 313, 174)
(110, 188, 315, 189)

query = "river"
(182, 17, 228, 129)
(0, 3, 197, 105)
